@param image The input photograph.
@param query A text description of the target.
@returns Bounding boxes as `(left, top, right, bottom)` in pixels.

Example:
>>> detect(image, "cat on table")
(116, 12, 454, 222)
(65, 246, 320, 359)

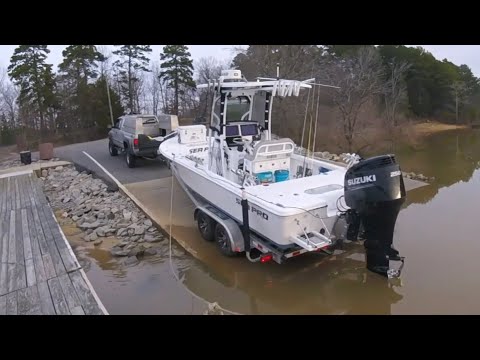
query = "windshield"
(226, 96, 250, 122)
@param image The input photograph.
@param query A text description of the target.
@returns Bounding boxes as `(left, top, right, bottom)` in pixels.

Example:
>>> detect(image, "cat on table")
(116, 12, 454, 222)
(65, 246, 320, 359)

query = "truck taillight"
(260, 254, 273, 263)
(133, 138, 139, 148)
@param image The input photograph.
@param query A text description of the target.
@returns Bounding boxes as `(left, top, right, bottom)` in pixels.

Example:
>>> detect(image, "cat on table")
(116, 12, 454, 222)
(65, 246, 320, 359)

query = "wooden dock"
(0, 170, 107, 315)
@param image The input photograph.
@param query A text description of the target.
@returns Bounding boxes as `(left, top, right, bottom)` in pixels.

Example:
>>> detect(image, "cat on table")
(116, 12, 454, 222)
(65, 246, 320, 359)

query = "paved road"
(33, 138, 171, 185)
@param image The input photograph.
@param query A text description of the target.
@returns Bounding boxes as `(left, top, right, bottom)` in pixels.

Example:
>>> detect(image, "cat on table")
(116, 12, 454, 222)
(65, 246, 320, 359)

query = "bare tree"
(382, 60, 410, 127)
(451, 81, 470, 125)
(0, 67, 18, 126)
(147, 62, 162, 115)
(321, 46, 385, 152)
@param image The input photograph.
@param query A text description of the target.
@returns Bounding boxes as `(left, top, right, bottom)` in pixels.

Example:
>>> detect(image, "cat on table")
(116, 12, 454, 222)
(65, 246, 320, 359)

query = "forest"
(1, 45, 478, 153)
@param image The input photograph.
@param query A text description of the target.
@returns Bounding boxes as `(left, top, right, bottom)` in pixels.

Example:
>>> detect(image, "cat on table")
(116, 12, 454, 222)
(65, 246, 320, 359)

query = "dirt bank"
(411, 121, 469, 136)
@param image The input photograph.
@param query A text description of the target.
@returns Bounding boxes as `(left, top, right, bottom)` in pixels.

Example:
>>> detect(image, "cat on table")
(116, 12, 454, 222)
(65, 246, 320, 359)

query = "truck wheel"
(126, 150, 136, 168)
(197, 211, 214, 242)
(109, 141, 118, 156)
(215, 223, 236, 257)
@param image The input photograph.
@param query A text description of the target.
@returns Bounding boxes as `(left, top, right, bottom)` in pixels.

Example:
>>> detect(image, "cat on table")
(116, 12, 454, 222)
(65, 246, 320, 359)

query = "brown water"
(73, 129, 480, 314)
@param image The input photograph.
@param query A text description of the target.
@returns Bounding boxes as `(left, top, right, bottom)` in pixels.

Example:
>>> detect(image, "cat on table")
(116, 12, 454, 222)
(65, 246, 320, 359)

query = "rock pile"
(296, 148, 435, 182)
(41, 165, 164, 264)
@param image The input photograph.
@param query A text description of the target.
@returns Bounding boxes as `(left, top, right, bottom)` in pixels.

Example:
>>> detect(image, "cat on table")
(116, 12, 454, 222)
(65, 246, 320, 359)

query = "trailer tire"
(197, 211, 215, 242)
(215, 223, 236, 257)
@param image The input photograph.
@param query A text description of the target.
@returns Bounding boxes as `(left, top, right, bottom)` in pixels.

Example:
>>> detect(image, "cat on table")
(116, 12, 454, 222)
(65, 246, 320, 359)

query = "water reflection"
(180, 246, 403, 315)
(395, 130, 480, 207)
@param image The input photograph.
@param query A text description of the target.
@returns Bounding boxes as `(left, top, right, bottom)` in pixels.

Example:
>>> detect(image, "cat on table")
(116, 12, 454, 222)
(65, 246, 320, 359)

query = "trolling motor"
(343, 154, 406, 278)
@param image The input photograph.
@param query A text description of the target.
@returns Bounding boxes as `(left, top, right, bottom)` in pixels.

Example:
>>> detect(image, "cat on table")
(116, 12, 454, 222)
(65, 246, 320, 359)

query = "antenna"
(276, 63, 280, 80)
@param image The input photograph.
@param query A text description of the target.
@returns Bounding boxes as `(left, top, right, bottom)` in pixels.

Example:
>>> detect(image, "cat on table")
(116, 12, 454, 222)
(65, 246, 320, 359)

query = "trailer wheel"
(197, 211, 215, 242)
(215, 223, 236, 257)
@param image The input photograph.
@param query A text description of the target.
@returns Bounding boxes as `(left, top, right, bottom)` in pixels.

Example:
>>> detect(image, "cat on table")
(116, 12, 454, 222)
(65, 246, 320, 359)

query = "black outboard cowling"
(344, 154, 406, 278)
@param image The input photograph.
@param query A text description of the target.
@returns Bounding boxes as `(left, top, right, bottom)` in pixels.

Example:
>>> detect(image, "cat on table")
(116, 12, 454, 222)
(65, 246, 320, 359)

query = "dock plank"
(37, 281, 56, 315)
(14, 176, 21, 209)
(70, 306, 85, 315)
(0, 294, 6, 315)
(43, 205, 79, 272)
(0, 178, 5, 215)
(25, 174, 36, 207)
(38, 204, 67, 276)
(48, 277, 70, 315)
(6, 291, 17, 315)
(8, 210, 16, 264)
(42, 253, 57, 280)
(31, 204, 49, 255)
(25, 258, 37, 287)
(0, 262, 7, 296)
(69, 270, 103, 315)
(14, 209, 26, 291)
(22, 209, 33, 261)
(16, 174, 25, 209)
(0, 219, 8, 296)
(17, 285, 42, 315)
(28, 207, 47, 284)
(57, 273, 81, 310)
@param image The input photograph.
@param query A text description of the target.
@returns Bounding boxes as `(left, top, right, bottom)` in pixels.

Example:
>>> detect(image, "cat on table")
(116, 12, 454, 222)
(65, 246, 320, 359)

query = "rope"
(167, 170, 243, 315)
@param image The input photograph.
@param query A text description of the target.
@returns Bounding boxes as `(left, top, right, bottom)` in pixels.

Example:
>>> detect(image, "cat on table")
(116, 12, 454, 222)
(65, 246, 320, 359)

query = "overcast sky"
(1, 45, 480, 77)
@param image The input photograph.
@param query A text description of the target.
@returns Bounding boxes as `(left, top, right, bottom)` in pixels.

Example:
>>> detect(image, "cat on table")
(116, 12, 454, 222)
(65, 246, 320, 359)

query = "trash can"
(20, 151, 32, 165)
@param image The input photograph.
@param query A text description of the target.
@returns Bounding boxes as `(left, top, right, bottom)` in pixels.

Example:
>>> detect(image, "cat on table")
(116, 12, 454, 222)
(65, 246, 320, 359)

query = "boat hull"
(171, 158, 339, 247)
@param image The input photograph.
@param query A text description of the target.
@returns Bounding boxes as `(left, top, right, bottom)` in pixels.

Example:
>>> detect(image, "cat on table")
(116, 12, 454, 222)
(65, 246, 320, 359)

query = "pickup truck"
(108, 114, 177, 168)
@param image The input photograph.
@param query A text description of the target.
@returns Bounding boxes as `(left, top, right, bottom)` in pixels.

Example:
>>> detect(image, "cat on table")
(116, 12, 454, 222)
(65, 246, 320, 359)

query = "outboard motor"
(344, 154, 406, 278)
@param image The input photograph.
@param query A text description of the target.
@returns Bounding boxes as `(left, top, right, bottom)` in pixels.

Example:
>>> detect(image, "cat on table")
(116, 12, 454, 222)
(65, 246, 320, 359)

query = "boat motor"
(343, 154, 406, 278)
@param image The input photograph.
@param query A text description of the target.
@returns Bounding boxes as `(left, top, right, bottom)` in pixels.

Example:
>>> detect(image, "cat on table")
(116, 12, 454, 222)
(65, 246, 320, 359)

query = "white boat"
(159, 69, 407, 278)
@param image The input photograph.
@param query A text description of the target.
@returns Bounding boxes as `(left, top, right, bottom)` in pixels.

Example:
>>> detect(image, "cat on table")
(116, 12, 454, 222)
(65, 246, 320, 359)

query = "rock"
(124, 256, 139, 266)
(133, 225, 145, 235)
(116, 222, 130, 229)
(62, 197, 71, 204)
(93, 239, 103, 246)
(55, 166, 63, 171)
(96, 228, 106, 237)
(137, 239, 145, 243)
(72, 215, 80, 222)
(71, 189, 81, 198)
(131, 213, 138, 223)
(97, 212, 106, 220)
(41, 169, 48, 177)
(118, 241, 130, 248)
(111, 207, 119, 214)
(62, 212, 69, 218)
(74, 210, 85, 217)
(117, 228, 126, 236)
(143, 243, 152, 249)
(123, 210, 132, 221)
(79, 221, 101, 230)
(107, 212, 115, 220)
(128, 247, 144, 257)
(127, 228, 135, 236)
(144, 248, 157, 256)
(144, 219, 153, 227)
(125, 244, 136, 250)
(144, 234, 162, 243)
(110, 247, 129, 257)
(86, 229, 93, 235)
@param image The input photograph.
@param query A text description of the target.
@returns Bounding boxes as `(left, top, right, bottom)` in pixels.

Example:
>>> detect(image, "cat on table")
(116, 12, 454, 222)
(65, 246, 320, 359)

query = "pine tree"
(8, 45, 56, 133)
(58, 45, 105, 128)
(112, 45, 152, 114)
(159, 45, 196, 115)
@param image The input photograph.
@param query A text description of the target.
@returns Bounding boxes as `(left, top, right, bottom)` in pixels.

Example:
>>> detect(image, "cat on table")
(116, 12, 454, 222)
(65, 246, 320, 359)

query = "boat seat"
(243, 138, 295, 175)
(244, 138, 295, 162)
